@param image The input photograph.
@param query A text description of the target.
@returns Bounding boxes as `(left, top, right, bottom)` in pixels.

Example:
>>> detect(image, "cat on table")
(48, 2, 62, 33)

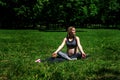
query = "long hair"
(67, 26, 76, 38)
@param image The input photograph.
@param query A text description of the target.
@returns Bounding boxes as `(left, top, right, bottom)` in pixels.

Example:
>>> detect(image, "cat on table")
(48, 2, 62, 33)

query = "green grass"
(0, 29, 120, 80)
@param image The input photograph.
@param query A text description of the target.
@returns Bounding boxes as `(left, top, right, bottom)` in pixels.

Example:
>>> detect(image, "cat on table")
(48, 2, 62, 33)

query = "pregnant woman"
(35, 26, 87, 63)
(52, 26, 86, 60)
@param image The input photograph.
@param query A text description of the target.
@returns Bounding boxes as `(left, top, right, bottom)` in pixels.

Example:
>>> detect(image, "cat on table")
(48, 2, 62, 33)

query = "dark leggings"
(57, 51, 82, 60)
(42, 51, 82, 63)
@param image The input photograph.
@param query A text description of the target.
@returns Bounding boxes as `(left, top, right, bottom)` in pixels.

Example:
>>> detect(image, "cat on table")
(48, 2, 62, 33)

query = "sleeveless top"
(66, 37, 77, 48)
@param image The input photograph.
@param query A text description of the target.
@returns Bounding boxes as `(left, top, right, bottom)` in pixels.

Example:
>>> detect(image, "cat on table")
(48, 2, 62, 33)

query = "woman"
(35, 26, 86, 63)
(52, 26, 86, 60)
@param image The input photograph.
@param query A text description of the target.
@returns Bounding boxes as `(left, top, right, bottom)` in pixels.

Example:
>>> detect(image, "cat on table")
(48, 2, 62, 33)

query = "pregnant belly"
(67, 48, 75, 56)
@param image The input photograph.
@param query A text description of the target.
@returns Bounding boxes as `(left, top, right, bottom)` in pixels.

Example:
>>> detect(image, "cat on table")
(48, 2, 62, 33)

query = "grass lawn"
(0, 29, 120, 80)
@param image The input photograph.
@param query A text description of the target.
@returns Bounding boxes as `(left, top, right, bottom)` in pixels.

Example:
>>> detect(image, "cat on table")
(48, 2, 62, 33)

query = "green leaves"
(0, 1, 6, 6)
(89, 4, 98, 16)
(0, 0, 120, 29)
(109, 0, 120, 10)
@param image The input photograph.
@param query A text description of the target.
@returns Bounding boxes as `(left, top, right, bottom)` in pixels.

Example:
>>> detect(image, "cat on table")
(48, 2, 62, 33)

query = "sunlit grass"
(0, 29, 120, 80)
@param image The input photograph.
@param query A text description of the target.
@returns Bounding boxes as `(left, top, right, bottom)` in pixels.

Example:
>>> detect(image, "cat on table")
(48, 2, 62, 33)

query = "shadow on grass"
(95, 68, 120, 80)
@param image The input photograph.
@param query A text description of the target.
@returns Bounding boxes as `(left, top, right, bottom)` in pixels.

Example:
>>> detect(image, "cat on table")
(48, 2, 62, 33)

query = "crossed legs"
(57, 51, 82, 60)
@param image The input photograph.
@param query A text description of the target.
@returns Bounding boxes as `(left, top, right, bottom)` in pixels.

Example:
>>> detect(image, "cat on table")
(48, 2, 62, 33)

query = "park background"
(0, 0, 120, 80)
(0, 0, 120, 30)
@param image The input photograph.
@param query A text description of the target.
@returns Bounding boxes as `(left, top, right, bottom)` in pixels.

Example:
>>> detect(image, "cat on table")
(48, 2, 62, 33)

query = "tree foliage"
(0, 0, 120, 29)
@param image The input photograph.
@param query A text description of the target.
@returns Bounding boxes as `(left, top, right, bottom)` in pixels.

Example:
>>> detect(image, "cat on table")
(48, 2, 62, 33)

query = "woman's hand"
(82, 53, 86, 59)
(52, 53, 57, 58)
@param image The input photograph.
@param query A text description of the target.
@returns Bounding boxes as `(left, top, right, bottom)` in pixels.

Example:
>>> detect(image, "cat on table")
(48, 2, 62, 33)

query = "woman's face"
(69, 28, 76, 36)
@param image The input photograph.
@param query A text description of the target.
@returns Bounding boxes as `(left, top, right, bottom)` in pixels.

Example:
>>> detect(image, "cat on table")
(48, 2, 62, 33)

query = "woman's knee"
(76, 53, 82, 59)
(57, 51, 65, 55)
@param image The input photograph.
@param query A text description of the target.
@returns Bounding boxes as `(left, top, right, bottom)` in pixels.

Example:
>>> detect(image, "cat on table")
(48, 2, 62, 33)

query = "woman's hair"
(67, 26, 75, 32)
(67, 26, 75, 38)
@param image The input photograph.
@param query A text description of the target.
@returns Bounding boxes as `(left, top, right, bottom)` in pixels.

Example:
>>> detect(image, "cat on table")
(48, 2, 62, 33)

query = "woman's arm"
(54, 38, 66, 54)
(76, 36, 86, 55)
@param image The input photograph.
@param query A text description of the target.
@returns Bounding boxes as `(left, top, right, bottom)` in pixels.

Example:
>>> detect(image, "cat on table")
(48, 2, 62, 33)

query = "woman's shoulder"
(75, 36, 80, 40)
(63, 37, 67, 41)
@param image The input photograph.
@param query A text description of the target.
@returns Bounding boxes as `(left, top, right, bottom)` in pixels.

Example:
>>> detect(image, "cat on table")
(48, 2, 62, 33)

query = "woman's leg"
(71, 52, 82, 59)
(57, 51, 72, 60)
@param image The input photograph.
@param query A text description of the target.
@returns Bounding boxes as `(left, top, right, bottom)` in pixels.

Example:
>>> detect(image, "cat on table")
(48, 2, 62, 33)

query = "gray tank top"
(66, 37, 77, 48)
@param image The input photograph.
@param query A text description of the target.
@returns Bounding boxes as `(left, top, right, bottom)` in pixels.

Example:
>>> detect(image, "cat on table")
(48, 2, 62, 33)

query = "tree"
(0, 0, 120, 29)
